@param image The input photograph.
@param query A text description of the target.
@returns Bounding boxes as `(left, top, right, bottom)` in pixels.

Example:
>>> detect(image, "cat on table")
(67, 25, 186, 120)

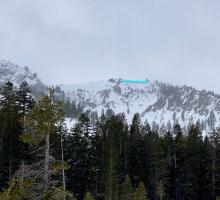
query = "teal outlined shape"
(120, 79, 150, 84)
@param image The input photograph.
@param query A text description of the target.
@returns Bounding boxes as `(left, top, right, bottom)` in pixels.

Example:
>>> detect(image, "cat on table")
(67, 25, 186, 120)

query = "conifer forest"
(1, 81, 220, 200)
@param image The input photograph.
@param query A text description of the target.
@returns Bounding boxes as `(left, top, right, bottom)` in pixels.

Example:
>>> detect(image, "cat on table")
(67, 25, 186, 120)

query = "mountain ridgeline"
(2, 60, 220, 199)
(0, 60, 47, 98)
(0, 60, 219, 132)
(63, 79, 219, 132)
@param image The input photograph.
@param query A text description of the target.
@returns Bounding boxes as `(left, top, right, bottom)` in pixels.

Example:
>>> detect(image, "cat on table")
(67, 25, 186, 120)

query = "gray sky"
(1, 0, 220, 92)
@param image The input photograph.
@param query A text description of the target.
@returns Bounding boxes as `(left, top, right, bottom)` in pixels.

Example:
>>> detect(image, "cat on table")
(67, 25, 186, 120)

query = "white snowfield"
(0, 60, 219, 133)
(64, 118, 77, 131)
(62, 79, 220, 133)
(0, 60, 42, 87)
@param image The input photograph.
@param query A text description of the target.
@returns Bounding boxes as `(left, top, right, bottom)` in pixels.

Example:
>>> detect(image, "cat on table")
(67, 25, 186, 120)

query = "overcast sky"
(1, 0, 220, 92)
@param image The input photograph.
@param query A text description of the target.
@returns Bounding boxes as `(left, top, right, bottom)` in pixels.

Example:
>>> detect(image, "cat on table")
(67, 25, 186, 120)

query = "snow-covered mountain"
(62, 79, 220, 132)
(0, 60, 46, 97)
(1, 60, 219, 132)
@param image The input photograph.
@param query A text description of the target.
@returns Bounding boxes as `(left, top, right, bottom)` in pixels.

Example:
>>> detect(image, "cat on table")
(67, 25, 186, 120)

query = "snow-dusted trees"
(208, 110, 216, 131)
(2, 83, 220, 200)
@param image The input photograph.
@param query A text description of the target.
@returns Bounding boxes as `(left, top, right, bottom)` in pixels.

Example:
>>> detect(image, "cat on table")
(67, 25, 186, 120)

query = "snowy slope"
(1, 60, 219, 132)
(0, 60, 46, 96)
(62, 79, 220, 132)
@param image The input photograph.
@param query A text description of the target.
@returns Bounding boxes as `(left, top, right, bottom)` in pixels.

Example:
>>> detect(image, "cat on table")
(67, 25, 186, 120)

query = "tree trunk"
(21, 160, 25, 182)
(212, 156, 216, 200)
(110, 146, 113, 200)
(0, 128, 3, 150)
(44, 134, 50, 190)
(60, 130, 66, 200)
(174, 152, 177, 200)
(9, 160, 12, 181)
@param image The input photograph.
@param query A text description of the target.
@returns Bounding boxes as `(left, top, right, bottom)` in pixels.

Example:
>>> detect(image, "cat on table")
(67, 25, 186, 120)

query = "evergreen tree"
(1, 82, 220, 200)
(209, 130, 219, 199)
(0, 82, 23, 189)
(21, 88, 65, 198)
(185, 123, 205, 199)
(215, 130, 220, 198)
(0, 178, 34, 200)
(104, 114, 123, 200)
(133, 181, 149, 200)
(16, 81, 34, 170)
(84, 192, 95, 200)
(65, 113, 92, 200)
(118, 174, 133, 200)
(208, 110, 216, 131)
(128, 113, 144, 188)
(142, 123, 163, 200)
(201, 136, 213, 200)
(89, 116, 105, 199)
(162, 131, 175, 200)
(156, 180, 165, 200)
(16, 81, 33, 122)
(173, 124, 188, 200)
(63, 99, 71, 118)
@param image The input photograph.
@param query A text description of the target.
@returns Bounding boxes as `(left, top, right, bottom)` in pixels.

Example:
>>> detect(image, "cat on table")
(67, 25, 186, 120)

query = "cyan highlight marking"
(120, 79, 150, 84)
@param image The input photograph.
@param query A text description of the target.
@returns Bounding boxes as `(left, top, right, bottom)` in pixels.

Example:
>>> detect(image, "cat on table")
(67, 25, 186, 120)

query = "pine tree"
(201, 136, 213, 200)
(0, 178, 34, 200)
(173, 124, 188, 200)
(156, 180, 165, 200)
(209, 130, 219, 199)
(1, 81, 220, 200)
(104, 114, 122, 200)
(65, 113, 92, 200)
(118, 175, 133, 200)
(84, 192, 95, 200)
(16, 81, 33, 123)
(16, 81, 34, 174)
(89, 116, 105, 199)
(215, 130, 220, 198)
(185, 123, 204, 199)
(128, 113, 144, 188)
(208, 110, 216, 131)
(63, 99, 71, 118)
(133, 181, 149, 200)
(142, 122, 163, 200)
(163, 131, 175, 200)
(20, 88, 65, 198)
(0, 82, 23, 189)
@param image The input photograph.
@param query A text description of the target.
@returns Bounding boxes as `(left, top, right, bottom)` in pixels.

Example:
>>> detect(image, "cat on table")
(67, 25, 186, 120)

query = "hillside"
(0, 60, 46, 97)
(0, 60, 219, 132)
(62, 79, 219, 132)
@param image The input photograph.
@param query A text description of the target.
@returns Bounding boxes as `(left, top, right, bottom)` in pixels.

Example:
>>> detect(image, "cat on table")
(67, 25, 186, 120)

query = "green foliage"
(22, 92, 64, 145)
(156, 180, 165, 200)
(63, 100, 83, 119)
(18, 88, 65, 199)
(128, 113, 144, 188)
(51, 160, 70, 171)
(84, 192, 95, 200)
(2, 82, 220, 200)
(0, 178, 34, 200)
(133, 182, 149, 200)
(0, 82, 26, 189)
(104, 114, 126, 200)
(119, 175, 133, 200)
(65, 113, 93, 200)
(42, 187, 74, 200)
